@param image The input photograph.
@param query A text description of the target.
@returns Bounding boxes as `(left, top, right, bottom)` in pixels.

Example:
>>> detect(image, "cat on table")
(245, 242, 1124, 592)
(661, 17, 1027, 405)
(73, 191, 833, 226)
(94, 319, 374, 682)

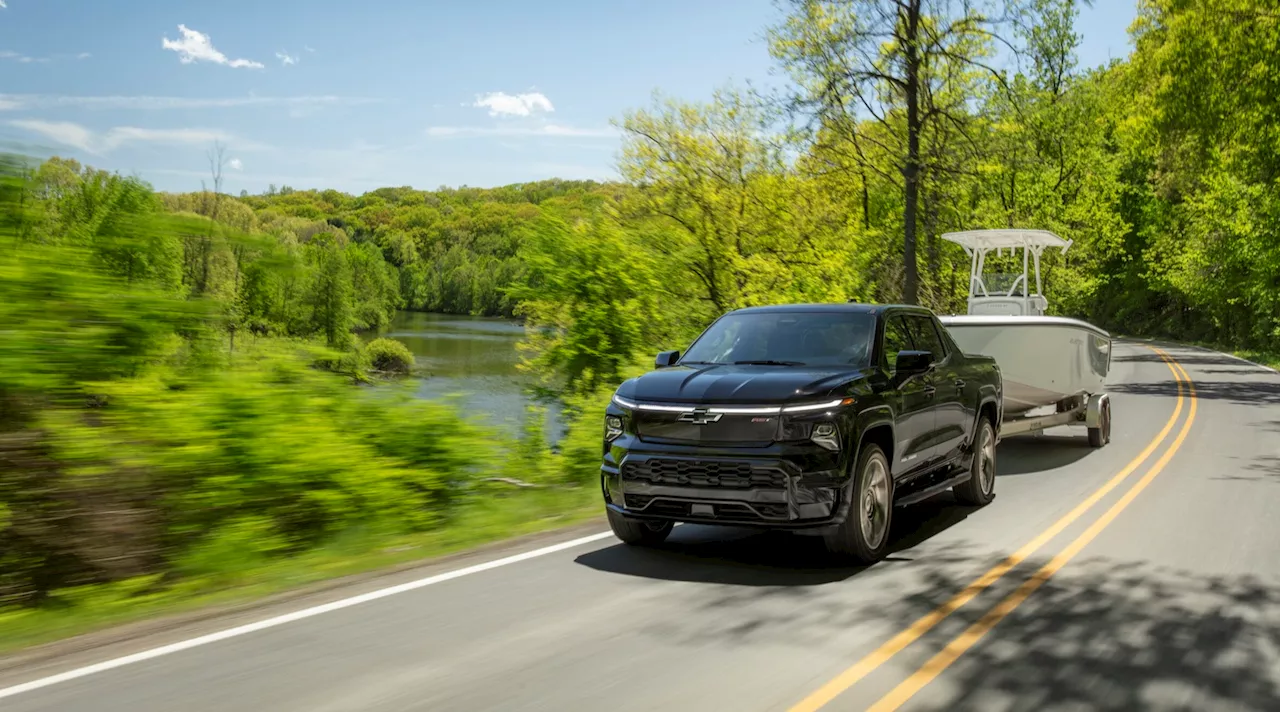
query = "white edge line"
(0, 530, 616, 701)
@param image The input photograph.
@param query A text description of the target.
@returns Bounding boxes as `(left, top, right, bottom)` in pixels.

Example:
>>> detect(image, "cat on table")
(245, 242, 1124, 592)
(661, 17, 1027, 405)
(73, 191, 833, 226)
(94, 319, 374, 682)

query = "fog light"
(811, 422, 839, 451)
(605, 415, 624, 441)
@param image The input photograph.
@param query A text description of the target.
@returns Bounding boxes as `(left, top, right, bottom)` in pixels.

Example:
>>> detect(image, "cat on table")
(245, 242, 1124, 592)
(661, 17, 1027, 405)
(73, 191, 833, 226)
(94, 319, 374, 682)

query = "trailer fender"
(1085, 393, 1110, 429)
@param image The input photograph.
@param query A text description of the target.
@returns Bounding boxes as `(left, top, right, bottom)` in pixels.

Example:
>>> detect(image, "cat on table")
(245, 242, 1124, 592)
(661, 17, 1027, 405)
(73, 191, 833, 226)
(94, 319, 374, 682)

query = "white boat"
(936, 229, 1113, 446)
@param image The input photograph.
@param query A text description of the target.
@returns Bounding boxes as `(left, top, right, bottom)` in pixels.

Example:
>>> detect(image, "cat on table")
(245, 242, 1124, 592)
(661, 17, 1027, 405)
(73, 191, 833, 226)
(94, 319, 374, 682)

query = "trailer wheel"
(1087, 397, 1111, 448)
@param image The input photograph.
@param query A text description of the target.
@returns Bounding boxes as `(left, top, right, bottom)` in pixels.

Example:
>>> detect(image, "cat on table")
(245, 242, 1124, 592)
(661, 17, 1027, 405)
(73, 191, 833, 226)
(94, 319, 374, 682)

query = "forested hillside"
(158, 176, 618, 320)
(2, 0, 1276, 645)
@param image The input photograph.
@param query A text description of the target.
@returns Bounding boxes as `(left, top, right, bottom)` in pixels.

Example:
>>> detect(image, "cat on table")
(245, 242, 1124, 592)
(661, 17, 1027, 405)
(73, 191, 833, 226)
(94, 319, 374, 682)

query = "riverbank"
(0, 487, 602, 657)
(378, 311, 566, 442)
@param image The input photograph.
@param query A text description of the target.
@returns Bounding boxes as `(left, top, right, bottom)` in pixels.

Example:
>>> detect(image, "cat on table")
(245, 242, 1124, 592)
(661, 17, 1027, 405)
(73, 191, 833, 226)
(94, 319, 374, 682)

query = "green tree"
(308, 239, 355, 348)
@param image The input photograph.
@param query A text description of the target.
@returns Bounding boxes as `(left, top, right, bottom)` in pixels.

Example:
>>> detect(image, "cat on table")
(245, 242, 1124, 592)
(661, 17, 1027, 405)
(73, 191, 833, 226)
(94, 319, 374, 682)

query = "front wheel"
(607, 507, 673, 546)
(823, 443, 893, 564)
(954, 417, 996, 506)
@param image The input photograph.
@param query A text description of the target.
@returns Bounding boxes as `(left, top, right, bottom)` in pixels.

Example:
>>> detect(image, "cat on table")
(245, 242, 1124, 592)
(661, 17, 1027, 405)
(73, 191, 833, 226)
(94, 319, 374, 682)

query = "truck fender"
(824, 406, 895, 528)
(970, 395, 1002, 448)
(851, 405, 896, 472)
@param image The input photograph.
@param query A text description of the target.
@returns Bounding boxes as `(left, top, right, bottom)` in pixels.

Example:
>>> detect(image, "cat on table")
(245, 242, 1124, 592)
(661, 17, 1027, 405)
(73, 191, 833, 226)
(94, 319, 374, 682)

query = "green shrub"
(365, 337, 415, 374)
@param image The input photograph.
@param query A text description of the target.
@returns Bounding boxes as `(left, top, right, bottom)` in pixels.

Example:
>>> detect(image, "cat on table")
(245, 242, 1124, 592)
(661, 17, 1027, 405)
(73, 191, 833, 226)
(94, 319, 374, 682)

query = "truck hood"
(620, 364, 867, 404)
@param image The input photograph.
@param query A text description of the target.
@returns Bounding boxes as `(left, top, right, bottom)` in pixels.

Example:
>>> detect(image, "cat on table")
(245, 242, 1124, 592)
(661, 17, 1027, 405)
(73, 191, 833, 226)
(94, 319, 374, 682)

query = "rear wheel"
(823, 444, 893, 564)
(607, 507, 673, 546)
(954, 417, 996, 506)
(1088, 398, 1112, 448)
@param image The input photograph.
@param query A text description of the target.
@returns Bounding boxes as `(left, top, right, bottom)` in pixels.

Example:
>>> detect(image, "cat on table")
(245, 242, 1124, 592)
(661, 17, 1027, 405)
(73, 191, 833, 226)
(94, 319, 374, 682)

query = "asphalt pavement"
(2, 341, 1278, 711)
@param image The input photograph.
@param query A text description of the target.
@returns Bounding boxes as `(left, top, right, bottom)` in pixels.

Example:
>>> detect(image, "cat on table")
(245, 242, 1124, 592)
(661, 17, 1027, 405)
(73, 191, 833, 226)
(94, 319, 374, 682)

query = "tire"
(1088, 398, 1111, 448)
(607, 507, 673, 546)
(954, 417, 997, 506)
(823, 443, 893, 564)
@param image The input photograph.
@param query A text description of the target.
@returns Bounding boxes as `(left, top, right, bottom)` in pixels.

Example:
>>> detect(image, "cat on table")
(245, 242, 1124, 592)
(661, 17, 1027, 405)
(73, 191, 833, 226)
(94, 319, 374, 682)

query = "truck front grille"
(620, 458, 788, 489)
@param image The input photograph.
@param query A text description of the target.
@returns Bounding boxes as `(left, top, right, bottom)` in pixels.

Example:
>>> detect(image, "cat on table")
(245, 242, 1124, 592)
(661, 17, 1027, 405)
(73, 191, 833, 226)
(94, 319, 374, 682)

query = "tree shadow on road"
(890, 559, 1280, 711)
(1109, 379, 1280, 407)
(1215, 455, 1280, 484)
(1113, 352, 1244, 367)
(574, 495, 982, 587)
(635, 549, 1280, 710)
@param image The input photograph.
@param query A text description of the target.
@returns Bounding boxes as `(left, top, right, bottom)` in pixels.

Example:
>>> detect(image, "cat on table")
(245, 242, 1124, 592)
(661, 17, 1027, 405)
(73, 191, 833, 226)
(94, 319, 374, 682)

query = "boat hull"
(939, 315, 1112, 416)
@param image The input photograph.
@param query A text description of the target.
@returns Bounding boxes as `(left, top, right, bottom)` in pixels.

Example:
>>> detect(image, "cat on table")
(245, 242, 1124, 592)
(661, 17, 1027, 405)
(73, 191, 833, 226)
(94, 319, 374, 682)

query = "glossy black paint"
(602, 303, 1003, 533)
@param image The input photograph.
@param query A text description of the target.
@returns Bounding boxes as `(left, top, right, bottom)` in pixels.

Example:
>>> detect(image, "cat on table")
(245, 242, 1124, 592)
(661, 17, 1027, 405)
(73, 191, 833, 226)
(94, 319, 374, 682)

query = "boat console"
(942, 229, 1072, 317)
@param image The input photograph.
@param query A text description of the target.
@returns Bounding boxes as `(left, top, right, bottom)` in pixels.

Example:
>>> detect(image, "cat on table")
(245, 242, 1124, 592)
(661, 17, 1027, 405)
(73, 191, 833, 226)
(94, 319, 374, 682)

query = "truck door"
(882, 314, 939, 476)
(906, 314, 969, 462)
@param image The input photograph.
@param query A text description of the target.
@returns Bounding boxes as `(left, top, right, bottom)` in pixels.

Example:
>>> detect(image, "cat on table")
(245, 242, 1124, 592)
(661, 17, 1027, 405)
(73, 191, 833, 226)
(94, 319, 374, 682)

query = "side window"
(906, 316, 948, 363)
(882, 316, 913, 372)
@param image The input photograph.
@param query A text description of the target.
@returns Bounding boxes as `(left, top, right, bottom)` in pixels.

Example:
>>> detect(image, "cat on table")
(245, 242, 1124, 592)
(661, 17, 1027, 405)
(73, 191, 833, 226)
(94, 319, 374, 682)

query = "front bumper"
(600, 437, 853, 530)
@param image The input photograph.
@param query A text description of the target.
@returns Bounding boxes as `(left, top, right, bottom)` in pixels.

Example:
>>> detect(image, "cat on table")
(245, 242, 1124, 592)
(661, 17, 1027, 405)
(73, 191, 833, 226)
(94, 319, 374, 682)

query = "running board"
(894, 470, 972, 507)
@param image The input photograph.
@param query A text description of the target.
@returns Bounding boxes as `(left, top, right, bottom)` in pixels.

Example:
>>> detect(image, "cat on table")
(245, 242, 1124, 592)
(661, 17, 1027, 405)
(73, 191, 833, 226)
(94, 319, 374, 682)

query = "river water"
(380, 311, 563, 440)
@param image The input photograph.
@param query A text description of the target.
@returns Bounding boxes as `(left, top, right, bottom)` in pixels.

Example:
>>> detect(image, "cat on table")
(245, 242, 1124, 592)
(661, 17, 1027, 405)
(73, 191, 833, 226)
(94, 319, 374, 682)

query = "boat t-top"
(937, 229, 1113, 447)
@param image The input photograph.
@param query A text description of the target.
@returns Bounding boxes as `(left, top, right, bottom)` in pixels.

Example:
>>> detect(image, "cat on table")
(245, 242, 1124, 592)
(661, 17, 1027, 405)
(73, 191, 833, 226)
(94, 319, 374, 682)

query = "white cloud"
(1, 50, 93, 64)
(426, 124, 615, 138)
(472, 91, 554, 117)
(0, 94, 380, 111)
(1, 50, 48, 64)
(9, 119, 258, 154)
(228, 158, 243, 170)
(304, 45, 316, 53)
(0, 2, 7, 9)
(11, 120, 95, 152)
(276, 51, 297, 66)
(162, 25, 264, 69)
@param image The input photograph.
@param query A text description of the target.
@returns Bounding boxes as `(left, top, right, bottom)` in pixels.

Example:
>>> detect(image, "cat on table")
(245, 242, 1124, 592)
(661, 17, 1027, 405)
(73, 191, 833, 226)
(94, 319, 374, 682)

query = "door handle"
(923, 385, 937, 397)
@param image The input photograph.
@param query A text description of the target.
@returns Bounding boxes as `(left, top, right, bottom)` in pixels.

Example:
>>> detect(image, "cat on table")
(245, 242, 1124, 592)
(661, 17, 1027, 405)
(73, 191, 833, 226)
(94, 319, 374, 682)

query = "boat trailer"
(997, 392, 1112, 448)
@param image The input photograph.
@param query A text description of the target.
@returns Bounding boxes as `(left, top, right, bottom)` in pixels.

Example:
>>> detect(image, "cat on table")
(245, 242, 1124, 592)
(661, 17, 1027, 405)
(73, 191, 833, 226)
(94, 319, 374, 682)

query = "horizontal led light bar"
(611, 394, 853, 414)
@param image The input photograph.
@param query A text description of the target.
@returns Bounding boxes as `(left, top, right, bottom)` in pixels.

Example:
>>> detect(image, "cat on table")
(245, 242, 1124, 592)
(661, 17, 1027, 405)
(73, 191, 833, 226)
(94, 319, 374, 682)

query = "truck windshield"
(681, 311, 876, 368)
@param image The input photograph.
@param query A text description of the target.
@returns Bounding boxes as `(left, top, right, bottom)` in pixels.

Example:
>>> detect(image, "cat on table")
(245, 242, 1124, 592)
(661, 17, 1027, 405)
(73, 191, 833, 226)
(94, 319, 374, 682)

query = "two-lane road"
(3, 342, 1279, 711)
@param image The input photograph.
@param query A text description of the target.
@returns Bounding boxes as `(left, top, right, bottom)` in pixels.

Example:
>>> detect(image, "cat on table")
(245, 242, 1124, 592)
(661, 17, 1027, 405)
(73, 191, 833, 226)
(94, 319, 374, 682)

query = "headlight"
(605, 414, 624, 441)
(811, 422, 840, 451)
(782, 398, 853, 413)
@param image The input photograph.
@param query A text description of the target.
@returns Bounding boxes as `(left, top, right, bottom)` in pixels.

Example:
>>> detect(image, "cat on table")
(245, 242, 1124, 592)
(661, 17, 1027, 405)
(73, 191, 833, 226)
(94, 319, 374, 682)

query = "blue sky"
(0, 0, 1138, 195)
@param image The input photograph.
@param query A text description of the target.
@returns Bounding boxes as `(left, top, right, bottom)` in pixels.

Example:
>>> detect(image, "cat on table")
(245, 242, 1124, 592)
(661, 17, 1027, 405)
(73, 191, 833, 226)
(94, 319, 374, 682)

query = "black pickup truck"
(600, 303, 1003, 563)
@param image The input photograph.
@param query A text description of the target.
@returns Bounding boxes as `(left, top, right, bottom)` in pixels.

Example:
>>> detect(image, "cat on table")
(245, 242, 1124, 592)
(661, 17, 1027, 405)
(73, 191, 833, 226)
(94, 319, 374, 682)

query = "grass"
(0, 487, 602, 657)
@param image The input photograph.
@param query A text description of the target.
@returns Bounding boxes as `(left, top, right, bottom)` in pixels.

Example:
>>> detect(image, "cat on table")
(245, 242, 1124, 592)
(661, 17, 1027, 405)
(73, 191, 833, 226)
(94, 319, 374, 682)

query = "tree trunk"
(901, 1, 922, 305)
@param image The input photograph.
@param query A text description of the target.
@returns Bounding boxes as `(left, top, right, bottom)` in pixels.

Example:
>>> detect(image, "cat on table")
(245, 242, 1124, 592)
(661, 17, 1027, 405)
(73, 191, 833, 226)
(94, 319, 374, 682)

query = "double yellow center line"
(789, 347, 1196, 712)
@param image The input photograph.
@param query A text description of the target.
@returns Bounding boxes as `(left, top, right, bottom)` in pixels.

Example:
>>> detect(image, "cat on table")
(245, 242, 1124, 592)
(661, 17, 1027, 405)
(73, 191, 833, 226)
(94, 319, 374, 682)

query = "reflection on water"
(382, 312, 562, 441)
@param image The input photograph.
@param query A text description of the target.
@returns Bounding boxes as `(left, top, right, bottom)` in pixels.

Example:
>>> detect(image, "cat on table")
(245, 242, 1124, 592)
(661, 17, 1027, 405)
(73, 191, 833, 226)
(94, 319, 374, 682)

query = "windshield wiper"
(733, 360, 806, 366)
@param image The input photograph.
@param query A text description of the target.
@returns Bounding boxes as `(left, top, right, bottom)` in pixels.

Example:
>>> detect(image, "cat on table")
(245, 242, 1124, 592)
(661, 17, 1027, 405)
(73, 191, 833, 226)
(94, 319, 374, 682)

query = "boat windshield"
(981, 272, 1028, 297)
(681, 311, 876, 368)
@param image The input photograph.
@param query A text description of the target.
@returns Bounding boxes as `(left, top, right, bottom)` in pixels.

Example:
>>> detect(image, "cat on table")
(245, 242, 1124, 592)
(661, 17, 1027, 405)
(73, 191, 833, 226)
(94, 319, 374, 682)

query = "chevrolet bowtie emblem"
(677, 409, 723, 424)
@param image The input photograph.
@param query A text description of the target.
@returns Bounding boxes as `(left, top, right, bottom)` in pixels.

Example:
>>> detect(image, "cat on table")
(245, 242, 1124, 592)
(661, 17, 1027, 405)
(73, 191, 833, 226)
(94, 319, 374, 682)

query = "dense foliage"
(161, 176, 619, 320)
(0, 158, 594, 607)
(520, 0, 1280, 390)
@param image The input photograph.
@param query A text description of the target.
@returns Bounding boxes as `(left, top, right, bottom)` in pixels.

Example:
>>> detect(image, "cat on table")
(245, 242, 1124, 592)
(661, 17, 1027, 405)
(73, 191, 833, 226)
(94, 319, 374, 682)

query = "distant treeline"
(159, 177, 622, 320)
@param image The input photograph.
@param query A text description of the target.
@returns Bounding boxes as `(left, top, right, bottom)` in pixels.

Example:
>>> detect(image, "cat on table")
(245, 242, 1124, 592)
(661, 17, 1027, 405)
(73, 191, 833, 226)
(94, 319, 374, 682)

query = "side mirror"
(895, 350, 934, 377)
(655, 350, 681, 368)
